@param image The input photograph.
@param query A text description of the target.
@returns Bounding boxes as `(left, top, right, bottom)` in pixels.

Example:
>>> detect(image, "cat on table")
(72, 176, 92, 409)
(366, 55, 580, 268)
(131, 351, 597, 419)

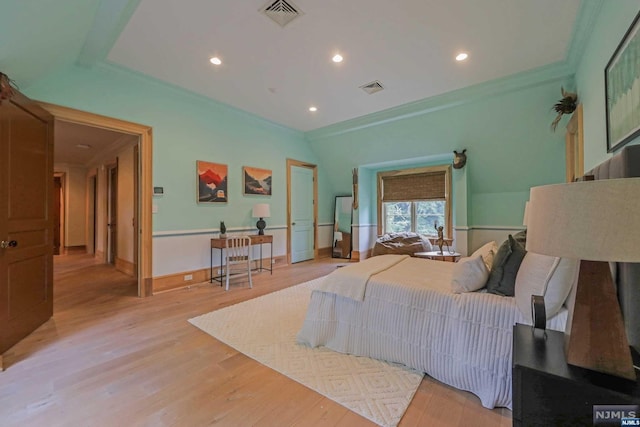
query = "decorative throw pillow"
(451, 255, 490, 293)
(486, 235, 527, 296)
(484, 238, 511, 291)
(512, 229, 527, 246)
(471, 240, 498, 271)
(515, 252, 580, 322)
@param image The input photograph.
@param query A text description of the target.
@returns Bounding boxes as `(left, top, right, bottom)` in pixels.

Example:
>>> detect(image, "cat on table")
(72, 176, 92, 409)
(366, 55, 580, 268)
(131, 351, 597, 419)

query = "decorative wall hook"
(453, 149, 467, 169)
(550, 87, 577, 132)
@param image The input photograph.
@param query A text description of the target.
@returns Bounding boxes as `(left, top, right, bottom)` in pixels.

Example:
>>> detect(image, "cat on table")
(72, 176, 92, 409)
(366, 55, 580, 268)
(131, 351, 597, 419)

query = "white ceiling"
(107, 0, 581, 132)
(54, 120, 137, 166)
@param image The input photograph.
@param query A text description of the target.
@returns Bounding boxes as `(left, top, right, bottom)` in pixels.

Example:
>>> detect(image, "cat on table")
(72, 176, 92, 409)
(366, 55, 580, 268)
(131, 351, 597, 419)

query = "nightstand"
(512, 324, 640, 426)
(414, 251, 461, 262)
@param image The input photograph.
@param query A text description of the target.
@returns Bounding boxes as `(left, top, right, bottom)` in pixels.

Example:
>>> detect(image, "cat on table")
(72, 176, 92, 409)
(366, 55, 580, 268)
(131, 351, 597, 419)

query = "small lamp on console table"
(252, 203, 271, 235)
(526, 178, 640, 380)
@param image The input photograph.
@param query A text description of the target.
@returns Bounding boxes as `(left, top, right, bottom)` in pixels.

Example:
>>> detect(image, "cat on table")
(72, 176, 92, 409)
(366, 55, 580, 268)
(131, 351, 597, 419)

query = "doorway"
(40, 102, 153, 297)
(53, 176, 63, 255)
(286, 159, 318, 264)
(107, 163, 118, 265)
(87, 174, 97, 255)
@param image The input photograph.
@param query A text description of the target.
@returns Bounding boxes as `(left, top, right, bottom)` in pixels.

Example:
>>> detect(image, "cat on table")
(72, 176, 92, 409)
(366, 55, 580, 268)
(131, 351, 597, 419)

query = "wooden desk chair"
(224, 236, 253, 291)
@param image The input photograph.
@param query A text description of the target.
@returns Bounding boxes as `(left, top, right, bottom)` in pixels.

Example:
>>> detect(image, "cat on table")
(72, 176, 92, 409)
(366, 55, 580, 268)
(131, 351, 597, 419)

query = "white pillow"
(471, 240, 498, 271)
(515, 252, 580, 322)
(451, 255, 490, 294)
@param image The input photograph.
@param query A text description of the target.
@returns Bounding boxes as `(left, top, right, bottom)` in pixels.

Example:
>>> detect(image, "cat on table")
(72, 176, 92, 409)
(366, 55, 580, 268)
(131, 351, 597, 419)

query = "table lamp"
(526, 178, 640, 380)
(252, 203, 271, 235)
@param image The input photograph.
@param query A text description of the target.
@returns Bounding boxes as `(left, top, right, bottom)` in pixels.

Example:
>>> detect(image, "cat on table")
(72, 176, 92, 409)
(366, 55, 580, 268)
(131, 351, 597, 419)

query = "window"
(377, 165, 451, 238)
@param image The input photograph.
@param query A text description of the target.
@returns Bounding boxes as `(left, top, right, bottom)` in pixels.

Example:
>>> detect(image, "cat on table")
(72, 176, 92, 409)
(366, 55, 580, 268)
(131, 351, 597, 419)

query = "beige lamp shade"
(526, 178, 640, 263)
(252, 203, 271, 218)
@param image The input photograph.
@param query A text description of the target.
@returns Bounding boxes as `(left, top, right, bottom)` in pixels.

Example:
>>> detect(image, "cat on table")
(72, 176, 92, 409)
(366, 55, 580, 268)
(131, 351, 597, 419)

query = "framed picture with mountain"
(243, 166, 272, 196)
(197, 160, 228, 203)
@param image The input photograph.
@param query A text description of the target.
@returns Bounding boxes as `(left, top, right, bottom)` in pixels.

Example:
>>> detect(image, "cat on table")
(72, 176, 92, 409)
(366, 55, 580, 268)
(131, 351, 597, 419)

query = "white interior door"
(290, 165, 314, 263)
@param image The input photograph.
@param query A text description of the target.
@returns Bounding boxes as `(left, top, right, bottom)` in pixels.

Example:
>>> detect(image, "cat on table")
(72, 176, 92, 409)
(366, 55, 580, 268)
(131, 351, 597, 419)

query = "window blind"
(381, 171, 446, 202)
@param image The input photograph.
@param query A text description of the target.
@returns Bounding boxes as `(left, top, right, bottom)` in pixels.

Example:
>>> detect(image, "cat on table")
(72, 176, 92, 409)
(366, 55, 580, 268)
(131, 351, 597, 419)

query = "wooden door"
(86, 174, 96, 254)
(53, 176, 61, 255)
(107, 164, 117, 264)
(133, 144, 139, 276)
(0, 91, 54, 358)
(290, 165, 315, 263)
(565, 104, 584, 182)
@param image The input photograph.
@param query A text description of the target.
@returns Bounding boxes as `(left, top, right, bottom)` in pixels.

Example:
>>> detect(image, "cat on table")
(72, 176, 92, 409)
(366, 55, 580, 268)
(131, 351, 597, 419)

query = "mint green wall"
(0, 0, 100, 86)
(356, 167, 374, 225)
(575, 1, 640, 169)
(308, 79, 568, 228)
(11, 0, 635, 237)
(25, 63, 334, 231)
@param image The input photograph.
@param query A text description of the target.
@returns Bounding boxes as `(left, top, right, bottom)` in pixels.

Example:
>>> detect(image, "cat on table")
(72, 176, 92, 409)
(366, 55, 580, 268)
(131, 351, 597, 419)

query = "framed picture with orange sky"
(243, 166, 272, 196)
(197, 160, 228, 203)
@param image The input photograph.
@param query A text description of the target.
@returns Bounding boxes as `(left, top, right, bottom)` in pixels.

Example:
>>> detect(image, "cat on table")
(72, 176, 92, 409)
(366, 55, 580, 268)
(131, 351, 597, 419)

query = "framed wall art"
(605, 11, 640, 152)
(197, 160, 228, 203)
(243, 166, 272, 196)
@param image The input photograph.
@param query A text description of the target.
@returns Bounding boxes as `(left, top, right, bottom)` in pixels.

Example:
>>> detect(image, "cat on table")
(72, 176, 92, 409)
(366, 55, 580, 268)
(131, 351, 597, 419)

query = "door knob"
(292, 222, 296, 226)
(0, 240, 17, 249)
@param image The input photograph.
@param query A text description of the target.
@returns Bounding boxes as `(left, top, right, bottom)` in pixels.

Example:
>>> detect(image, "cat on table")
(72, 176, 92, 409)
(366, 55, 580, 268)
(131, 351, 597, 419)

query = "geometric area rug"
(188, 277, 424, 427)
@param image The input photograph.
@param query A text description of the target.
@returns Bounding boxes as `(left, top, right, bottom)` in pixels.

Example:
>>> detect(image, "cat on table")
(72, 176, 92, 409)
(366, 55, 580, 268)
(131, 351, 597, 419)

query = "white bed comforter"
(297, 257, 567, 409)
(315, 254, 409, 301)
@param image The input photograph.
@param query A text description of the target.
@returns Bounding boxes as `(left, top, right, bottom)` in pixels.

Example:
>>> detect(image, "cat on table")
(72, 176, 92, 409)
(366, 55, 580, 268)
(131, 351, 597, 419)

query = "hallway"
(54, 250, 138, 305)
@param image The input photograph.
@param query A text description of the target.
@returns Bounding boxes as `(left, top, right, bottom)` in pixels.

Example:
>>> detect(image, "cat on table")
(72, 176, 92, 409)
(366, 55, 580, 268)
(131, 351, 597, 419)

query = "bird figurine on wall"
(550, 87, 577, 132)
(453, 149, 467, 169)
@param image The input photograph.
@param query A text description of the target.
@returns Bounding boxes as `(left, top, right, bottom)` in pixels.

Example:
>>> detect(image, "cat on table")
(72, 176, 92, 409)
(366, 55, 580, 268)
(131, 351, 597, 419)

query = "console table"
(210, 235, 273, 283)
(512, 323, 640, 426)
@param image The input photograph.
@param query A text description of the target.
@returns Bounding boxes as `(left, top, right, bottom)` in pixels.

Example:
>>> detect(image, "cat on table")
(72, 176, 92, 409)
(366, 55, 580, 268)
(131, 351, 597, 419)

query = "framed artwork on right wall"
(243, 166, 272, 196)
(605, 11, 640, 153)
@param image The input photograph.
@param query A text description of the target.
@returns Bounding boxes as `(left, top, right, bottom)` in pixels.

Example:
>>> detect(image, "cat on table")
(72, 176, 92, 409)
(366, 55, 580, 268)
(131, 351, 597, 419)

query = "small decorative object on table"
(219, 221, 227, 238)
(434, 222, 445, 254)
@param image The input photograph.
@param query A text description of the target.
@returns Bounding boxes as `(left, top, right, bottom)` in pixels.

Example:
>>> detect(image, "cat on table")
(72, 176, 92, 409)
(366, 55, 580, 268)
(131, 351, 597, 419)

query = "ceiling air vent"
(260, 0, 303, 28)
(360, 80, 385, 95)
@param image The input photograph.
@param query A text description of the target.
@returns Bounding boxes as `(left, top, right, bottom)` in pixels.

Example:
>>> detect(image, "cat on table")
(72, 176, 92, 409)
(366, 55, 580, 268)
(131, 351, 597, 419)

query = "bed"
(297, 255, 570, 409)
(297, 144, 640, 410)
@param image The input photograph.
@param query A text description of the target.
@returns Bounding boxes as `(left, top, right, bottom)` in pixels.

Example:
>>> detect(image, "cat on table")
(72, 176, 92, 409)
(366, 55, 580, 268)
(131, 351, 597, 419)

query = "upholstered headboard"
(585, 144, 640, 353)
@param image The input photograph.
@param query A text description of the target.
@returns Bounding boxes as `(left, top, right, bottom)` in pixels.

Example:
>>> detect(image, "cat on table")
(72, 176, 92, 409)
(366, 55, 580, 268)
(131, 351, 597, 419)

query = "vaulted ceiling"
(4, 0, 582, 134)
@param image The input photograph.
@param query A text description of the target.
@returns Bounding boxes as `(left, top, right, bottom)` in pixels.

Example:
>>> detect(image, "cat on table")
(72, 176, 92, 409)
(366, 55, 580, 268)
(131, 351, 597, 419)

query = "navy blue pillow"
(486, 235, 527, 296)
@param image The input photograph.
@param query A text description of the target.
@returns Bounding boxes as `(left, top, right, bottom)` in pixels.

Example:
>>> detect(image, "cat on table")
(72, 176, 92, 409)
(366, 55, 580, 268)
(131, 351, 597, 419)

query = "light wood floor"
(0, 253, 511, 426)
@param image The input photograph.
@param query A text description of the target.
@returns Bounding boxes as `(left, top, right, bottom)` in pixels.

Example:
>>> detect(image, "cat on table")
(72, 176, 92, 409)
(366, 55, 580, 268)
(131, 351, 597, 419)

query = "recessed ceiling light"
(332, 54, 343, 63)
(209, 57, 222, 65)
(456, 52, 468, 61)
(75, 144, 91, 149)
(309, 106, 318, 112)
